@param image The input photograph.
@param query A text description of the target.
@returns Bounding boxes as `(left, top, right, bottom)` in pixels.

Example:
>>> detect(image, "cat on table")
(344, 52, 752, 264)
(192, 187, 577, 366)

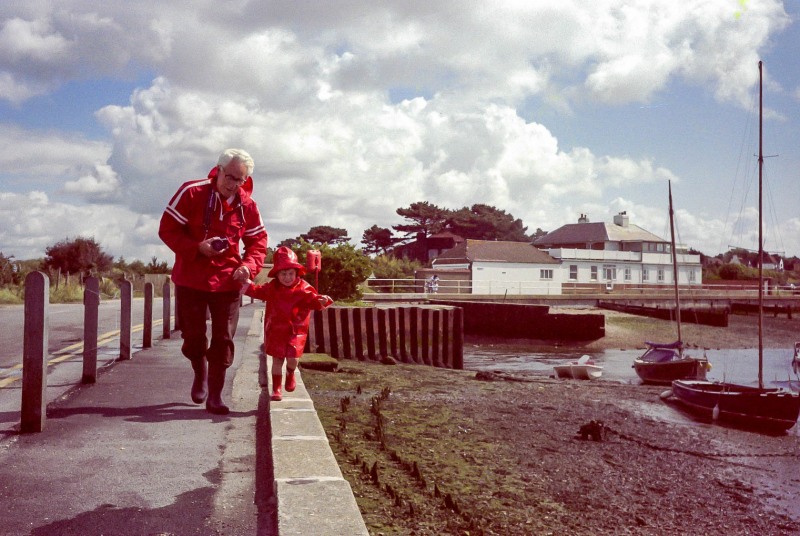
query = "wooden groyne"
(307, 306, 463, 369)
(730, 302, 794, 319)
(429, 300, 605, 340)
(598, 301, 729, 327)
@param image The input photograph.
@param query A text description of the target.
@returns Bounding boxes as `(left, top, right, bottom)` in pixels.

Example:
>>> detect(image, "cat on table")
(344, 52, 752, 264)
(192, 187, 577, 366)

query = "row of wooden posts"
(20, 272, 468, 433)
(308, 306, 464, 369)
(21, 271, 174, 433)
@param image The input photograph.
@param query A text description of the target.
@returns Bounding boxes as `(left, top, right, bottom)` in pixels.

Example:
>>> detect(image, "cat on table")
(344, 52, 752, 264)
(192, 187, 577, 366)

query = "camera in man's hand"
(210, 237, 228, 252)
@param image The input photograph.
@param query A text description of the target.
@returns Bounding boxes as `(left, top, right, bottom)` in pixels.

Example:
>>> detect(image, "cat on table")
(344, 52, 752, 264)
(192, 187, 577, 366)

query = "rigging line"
(719, 82, 759, 255)
(761, 159, 786, 257)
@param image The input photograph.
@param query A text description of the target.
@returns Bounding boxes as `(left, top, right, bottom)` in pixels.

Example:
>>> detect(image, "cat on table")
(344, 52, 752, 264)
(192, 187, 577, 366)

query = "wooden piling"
(82, 276, 100, 384)
(143, 282, 153, 348)
(119, 279, 132, 360)
(21, 272, 49, 433)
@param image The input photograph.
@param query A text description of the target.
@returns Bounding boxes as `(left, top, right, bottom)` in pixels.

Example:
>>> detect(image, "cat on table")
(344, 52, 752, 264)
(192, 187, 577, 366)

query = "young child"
(244, 246, 333, 401)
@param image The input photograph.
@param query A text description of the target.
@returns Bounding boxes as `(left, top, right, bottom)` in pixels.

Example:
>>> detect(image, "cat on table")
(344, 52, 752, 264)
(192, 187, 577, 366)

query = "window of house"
(590, 266, 598, 280)
(657, 269, 665, 282)
(540, 269, 553, 280)
(569, 265, 578, 280)
(603, 265, 616, 281)
(689, 270, 696, 283)
(643, 268, 649, 282)
(624, 267, 631, 281)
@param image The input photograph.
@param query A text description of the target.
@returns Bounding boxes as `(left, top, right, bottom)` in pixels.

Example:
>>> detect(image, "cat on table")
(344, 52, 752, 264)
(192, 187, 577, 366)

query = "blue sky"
(0, 1, 799, 263)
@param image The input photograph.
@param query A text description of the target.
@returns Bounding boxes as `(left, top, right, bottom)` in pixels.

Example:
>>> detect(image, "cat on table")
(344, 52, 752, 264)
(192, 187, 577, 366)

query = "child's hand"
(318, 295, 333, 306)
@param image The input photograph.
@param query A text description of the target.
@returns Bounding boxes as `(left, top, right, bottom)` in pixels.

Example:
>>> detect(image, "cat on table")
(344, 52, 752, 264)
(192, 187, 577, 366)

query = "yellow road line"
(0, 318, 169, 388)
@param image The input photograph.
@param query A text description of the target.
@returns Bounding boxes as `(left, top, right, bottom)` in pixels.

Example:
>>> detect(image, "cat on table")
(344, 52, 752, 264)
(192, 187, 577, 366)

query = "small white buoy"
(659, 389, 672, 399)
(712, 403, 720, 421)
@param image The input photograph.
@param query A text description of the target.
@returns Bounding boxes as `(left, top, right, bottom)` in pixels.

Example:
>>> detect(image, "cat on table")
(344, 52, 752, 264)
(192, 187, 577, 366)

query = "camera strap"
(202, 187, 216, 238)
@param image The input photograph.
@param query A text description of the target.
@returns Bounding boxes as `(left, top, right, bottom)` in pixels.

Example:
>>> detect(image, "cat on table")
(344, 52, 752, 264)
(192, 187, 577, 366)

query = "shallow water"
(464, 344, 800, 391)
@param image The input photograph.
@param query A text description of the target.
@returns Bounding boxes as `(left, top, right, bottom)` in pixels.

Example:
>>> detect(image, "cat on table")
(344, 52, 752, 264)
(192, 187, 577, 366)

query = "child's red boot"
(286, 369, 297, 392)
(271, 375, 283, 401)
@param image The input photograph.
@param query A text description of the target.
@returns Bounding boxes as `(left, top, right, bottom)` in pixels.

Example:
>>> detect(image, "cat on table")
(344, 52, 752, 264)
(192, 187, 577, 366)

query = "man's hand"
(232, 265, 251, 282)
(199, 237, 226, 257)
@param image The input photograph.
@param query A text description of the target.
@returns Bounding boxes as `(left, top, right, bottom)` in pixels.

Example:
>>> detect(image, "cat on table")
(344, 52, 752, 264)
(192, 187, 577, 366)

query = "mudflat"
(303, 308, 800, 535)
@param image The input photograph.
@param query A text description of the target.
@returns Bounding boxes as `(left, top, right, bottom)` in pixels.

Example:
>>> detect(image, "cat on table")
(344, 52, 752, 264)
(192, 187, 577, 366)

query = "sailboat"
(671, 61, 800, 433)
(632, 181, 710, 385)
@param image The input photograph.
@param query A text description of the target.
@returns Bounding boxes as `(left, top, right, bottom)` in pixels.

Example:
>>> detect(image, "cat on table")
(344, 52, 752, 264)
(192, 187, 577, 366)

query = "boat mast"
(758, 60, 764, 390)
(668, 180, 682, 348)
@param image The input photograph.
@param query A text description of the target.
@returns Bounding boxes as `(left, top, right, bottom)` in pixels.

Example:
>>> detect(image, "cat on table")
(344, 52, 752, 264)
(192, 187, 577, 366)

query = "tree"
(291, 240, 371, 301)
(446, 204, 529, 241)
(718, 263, 752, 280)
(301, 225, 350, 245)
(128, 260, 147, 276)
(0, 252, 19, 287)
(393, 201, 449, 239)
(370, 254, 421, 279)
(361, 225, 397, 255)
(44, 237, 113, 276)
(278, 237, 300, 249)
(530, 227, 548, 241)
(146, 256, 170, 273)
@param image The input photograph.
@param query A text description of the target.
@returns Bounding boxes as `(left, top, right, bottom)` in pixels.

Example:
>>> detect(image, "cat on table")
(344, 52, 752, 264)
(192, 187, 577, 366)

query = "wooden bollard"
(162, 279, 171, 339)
(143, 282, 153, 348)
(119, 279, 132, 360)
(21, 271, 49, 433)
(82, 276, 100, 384)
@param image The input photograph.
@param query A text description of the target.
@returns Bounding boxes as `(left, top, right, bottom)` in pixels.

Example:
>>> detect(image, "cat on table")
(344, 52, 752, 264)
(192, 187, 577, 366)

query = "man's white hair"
(218, 148, 255, 176)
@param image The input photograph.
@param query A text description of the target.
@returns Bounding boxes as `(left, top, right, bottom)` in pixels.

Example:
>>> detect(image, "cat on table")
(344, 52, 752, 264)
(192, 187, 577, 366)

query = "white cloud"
(63, 163, 121, 200)
(0, 190, 171, 262)
(0, 0, 798, 262)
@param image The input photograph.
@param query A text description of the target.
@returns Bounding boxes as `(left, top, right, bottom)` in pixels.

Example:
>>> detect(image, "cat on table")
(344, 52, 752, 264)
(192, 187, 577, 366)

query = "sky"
(1, 0, 799, 265)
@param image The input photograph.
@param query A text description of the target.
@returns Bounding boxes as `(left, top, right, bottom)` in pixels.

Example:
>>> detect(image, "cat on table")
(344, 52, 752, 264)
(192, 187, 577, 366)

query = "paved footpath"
(0, 303, 274, 536)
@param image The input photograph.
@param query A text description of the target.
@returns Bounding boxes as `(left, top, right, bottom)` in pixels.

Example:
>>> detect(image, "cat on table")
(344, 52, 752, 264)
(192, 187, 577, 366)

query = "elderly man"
(159, 148, 268, 415)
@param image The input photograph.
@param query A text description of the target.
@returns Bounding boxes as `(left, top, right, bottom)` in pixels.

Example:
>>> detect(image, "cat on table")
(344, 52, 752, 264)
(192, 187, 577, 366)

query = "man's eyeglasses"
(224, 173, 247, 185)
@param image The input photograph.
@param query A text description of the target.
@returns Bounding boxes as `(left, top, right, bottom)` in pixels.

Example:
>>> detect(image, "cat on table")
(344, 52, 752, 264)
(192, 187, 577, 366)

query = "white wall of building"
(549, 249, 702, 287)
(429, 249, 701, 294)
(471, 261, 562, 295)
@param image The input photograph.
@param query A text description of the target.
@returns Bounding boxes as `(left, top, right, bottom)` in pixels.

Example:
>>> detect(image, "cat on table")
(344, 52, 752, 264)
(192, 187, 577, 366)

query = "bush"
(0, 287, 22, 304)
(291, 241, 372, 301)
(49, 282, 85, 303)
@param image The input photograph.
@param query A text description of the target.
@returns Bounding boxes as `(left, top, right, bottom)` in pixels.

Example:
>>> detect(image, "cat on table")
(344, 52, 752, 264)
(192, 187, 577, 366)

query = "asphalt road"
(0, 297, 170, 397)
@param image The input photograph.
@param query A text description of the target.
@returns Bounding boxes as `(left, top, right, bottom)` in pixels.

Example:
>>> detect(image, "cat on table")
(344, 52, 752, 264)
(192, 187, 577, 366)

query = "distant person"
(429, 274, 440, 293)
(243, 246, 333, 401)
(159, 148, 268, 415)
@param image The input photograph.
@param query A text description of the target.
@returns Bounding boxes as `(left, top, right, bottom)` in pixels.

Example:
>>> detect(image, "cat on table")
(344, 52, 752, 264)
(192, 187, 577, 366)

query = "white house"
(532, 212, 702, 289)
(431, 239, 562, 295)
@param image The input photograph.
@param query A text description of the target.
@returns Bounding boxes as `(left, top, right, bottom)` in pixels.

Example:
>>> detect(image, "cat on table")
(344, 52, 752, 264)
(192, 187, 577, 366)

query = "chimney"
(613, 211, 629, 227)
(578, 213, 589, 223)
